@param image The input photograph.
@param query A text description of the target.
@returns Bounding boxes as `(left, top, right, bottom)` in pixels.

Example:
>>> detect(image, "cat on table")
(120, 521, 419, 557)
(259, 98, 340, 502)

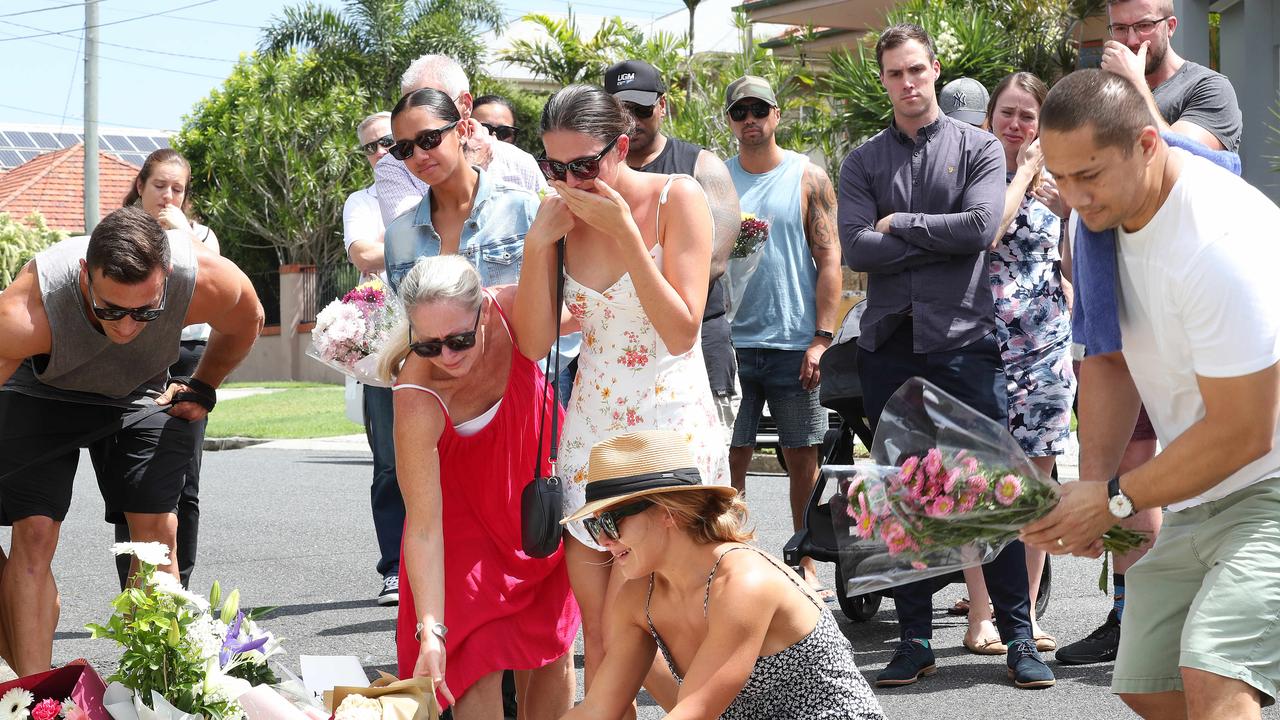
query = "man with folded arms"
(0, 206, 263, 675)
(1026, 68, 1280, 720)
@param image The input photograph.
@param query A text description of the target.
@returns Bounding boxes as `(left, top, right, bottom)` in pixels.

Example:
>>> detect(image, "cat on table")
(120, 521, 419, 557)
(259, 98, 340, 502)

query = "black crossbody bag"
(521, 238, 566, 558)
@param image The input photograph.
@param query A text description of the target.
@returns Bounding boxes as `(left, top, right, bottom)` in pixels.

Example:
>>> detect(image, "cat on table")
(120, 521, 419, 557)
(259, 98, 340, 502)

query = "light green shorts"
(1113, 477, 1280, 704)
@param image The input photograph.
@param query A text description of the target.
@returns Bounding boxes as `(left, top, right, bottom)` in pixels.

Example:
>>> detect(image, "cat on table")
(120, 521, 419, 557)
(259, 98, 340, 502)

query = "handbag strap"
(534, 237, 565, 478)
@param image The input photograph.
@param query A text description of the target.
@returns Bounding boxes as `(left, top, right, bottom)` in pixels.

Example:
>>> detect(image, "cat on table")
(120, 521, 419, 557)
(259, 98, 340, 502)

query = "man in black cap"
(603, 60, 741, 447)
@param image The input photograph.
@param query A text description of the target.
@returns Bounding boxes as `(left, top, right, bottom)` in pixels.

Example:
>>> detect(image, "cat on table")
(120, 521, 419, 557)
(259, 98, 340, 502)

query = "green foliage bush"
(0, 212, 65, 289)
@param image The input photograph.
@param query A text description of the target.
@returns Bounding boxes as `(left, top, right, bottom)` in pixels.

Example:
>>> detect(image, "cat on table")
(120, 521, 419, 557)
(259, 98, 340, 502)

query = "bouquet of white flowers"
(308, 279, 401, 387)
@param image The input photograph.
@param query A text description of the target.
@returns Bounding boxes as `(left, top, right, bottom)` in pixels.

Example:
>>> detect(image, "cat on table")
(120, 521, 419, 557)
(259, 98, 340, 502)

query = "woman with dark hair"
(958, 71, 1075, 655)
(382, 87, 540, 293)
(380, 255, 578, 719)
(512, 84, 730, 704)
(114, 147, 220, 589)
(560, 430, 882, 720)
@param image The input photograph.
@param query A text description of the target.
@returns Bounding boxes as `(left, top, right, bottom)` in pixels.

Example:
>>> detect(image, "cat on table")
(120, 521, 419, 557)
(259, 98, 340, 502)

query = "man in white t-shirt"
(345, 111, 403, 606)
(1027, 69, 1280, 719)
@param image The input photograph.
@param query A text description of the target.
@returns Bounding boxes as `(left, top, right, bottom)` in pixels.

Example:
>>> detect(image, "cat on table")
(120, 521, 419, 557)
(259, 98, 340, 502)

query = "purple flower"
(220, 611, 269, 668)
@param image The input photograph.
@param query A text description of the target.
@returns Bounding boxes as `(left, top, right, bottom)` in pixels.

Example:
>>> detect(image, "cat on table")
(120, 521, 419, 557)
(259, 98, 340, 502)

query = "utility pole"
(84, 0, 100, 233)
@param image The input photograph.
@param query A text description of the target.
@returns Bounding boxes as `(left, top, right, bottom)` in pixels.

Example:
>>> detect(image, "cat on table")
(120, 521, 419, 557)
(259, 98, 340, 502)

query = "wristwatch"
(814, 329, 834, 340)
(414, 622, 448, 643)
(1107, 475, 1135, 519)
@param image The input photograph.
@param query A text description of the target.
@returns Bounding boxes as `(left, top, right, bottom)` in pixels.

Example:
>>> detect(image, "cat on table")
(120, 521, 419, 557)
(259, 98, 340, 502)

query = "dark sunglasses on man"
(86, 273, 169, 322)
(408, 303, 482, 357)
(480, 122, 520, 143)
(359, 134, 395, 156)
(537, 135, 621, 182)
(728, 100, 773, 122)
(582, 500, 653, 546)
(388, 121, 461, 162)
(622, 102, 656, 120)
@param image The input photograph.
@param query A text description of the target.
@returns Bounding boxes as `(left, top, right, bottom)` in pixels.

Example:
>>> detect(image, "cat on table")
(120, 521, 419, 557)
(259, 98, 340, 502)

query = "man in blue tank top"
(0, 207, 264, 675)
(722, 75, 843, 603)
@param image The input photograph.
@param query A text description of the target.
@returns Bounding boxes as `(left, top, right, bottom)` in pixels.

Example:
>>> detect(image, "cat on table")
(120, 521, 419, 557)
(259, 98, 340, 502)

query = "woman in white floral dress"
(513, 84, 729, 707)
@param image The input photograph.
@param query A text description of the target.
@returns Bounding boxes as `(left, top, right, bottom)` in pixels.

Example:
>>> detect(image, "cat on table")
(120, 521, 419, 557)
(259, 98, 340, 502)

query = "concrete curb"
(204, 436, 271, 451)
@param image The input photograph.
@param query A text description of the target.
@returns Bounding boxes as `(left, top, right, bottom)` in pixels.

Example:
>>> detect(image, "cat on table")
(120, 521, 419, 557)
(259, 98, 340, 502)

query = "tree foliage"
(259, 0, 505, 104)
(175, 50, 375, 270)
(498, 13, 642, 88)
(0, 212, 65, 289)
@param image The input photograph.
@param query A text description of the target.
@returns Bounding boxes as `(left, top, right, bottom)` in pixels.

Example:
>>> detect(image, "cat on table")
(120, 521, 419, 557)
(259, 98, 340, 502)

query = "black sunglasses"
(538, 135, 621, 182)
(728, 100, 773, 122)
(622, 102, 656, 120)
(480, 123, 520, 143)
(359, 134, 394, 156)
(388, 121, 461, 161)
(409, 303, 482, 357)
(86, 273, 168, 322)
(583, 500, 653, 546)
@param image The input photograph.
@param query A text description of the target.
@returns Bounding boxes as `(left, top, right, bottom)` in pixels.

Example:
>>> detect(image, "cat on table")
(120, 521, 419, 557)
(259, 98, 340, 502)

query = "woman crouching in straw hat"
(377, 255, 579, 718)
(561, 430, 884, 720)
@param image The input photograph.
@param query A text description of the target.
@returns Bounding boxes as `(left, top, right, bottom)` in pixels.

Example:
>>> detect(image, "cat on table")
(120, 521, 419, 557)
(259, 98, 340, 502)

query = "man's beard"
(1144, 37, 1167, 75)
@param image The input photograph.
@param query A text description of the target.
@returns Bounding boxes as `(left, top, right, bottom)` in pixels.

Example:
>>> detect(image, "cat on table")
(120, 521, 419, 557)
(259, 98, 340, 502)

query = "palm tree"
(499, 12, 640, 87)
(682, 0, 701, 59)
(259, 0, 505, 102)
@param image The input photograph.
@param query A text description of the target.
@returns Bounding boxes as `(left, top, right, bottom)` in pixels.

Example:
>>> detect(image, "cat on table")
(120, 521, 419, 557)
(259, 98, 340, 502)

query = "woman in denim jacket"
(382, 88, 540, 294)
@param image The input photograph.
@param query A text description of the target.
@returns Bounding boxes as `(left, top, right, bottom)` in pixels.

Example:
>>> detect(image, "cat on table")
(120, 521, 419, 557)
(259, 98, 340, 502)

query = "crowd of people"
(0, 0, 1276, 717)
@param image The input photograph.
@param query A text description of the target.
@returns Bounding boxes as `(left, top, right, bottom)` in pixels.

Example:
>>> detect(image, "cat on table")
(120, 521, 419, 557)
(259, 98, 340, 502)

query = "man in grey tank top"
(0, 206, 264, 676)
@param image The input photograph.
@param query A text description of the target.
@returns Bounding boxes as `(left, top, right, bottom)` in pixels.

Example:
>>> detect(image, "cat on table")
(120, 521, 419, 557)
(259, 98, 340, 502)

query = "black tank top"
(638, 137, 735, 394)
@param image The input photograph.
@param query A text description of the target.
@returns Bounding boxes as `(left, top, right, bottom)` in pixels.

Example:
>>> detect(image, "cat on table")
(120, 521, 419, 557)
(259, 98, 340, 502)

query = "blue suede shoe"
(875, 639, 936, 687)
(1007, 638, 1056, 689)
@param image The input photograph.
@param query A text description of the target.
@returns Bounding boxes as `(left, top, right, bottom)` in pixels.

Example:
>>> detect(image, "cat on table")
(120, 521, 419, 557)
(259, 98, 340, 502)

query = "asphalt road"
(4, 442, 1275, 719)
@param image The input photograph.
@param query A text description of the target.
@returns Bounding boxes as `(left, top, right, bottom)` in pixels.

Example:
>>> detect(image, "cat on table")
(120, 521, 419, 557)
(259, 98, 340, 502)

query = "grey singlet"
(3, 231, 197, 407)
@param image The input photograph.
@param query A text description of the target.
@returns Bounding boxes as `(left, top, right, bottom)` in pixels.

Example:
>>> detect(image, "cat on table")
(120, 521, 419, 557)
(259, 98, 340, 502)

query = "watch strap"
(814, 329, 834, 340)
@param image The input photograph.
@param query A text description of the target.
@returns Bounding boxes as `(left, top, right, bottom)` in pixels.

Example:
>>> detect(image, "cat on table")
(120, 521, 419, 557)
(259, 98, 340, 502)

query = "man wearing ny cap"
(836, 23, 1053, 689)
(722, 75, 842, 603)
(603, 60, 741, 448)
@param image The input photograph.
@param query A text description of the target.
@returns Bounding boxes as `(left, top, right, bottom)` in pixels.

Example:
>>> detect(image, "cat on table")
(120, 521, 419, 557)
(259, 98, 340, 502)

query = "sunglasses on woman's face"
(537, 135, 621, 182)
(86, 273, 168, 322)
(388, 121, 461, 161)
(481, 123, 520, 143)
(409, 303, 482, 358)
(622, 102, 656, 120)
(359, 134, 394, 156)
(583, 500, 653, 546)
(728, 100, 773, 122)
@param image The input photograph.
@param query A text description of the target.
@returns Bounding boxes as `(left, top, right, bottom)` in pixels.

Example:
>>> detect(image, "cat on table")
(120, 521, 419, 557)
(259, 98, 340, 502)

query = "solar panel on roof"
(16, 150, 38, 162)
(0, 149, 23, 167)
(96, 136, 116, 151)
(54, 133, 78, 147)
(0, 134, 9, 148)
(122, 153, 147, 167)
(129, 136, 159, 152)
(154, 137, 170, 148)
(29, 132, 58, 149)
(5, 132, 33, 148)
(104, 135, 134, 151)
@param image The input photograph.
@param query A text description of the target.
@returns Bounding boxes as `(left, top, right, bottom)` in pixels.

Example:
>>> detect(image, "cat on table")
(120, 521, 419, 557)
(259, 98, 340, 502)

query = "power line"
(147, 13, 259, 30)
(0, 26, 228, 79)
(0, 1, 102, 19)
(4, 17, 234, 62)
(0, 0, 218, 42)
(0, 100, 132, 128)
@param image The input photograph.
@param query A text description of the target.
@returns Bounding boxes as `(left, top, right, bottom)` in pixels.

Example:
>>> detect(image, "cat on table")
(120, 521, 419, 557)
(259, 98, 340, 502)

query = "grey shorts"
(1113, 477, 1280, 705)
(731, 348, 826, 449)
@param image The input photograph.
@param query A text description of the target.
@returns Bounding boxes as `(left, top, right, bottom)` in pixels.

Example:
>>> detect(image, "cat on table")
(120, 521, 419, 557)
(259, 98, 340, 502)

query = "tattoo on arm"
(803, 164, 839, 254)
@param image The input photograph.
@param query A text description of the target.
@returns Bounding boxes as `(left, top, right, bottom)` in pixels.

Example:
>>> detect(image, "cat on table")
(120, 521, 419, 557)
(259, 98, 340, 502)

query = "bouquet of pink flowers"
(308, 279, 401, 387)
(829, 378, 1147, 596)
(724, 214, 770, 323)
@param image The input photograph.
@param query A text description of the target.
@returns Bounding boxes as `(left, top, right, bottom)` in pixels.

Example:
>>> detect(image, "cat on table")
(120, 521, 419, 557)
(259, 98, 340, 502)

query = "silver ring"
(1056, 538, 1065, 548)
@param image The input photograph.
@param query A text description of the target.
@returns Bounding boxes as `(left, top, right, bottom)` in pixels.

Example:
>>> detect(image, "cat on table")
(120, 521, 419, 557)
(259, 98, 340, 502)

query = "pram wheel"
(835, 564, 882, 622)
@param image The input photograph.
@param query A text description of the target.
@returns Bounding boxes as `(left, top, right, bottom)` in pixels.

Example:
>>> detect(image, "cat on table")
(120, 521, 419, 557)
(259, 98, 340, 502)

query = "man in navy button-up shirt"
(836, 23, 1054, 691)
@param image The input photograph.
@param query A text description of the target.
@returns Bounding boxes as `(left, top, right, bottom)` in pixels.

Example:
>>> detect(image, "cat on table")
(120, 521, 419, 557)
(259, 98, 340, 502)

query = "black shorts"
(0, 391, 196, 524)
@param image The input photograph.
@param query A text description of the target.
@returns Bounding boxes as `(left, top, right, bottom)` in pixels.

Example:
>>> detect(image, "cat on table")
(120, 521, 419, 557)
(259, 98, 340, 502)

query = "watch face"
(1109, 494, 1133, 518)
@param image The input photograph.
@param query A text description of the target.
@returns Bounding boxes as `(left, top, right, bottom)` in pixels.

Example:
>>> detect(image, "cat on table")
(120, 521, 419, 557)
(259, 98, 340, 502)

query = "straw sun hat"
(562, 430, 737, 524)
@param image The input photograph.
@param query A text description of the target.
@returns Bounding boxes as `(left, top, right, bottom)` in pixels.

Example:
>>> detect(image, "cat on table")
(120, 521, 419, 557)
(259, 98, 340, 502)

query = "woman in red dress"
(378, 254, 579, 718)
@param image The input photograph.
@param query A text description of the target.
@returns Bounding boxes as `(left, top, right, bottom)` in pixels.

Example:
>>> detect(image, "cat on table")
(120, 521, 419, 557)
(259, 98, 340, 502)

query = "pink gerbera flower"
(898, 456, 920, 483)
(923, 448, 944, 478)
(943, 468, 963, 494)
(995, 475, 1023, 506)
(928, 496, 956, 517)
(967, 475, 989, 494)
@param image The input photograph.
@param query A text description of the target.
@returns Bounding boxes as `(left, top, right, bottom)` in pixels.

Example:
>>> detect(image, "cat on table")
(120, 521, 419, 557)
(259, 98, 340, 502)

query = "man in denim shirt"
(837, 23, 1054, 690)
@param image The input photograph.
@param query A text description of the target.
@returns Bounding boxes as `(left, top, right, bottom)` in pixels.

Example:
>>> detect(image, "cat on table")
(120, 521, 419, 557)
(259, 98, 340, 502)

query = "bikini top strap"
(646, 573, 659, 633)
(703, 546, 822, 617)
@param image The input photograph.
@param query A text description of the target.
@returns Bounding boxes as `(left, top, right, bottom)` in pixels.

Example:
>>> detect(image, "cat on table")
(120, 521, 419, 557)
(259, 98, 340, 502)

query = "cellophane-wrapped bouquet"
(308, 279, 401, 387)
(829, 378, 1146, 596)
(724, 214, 770, 323)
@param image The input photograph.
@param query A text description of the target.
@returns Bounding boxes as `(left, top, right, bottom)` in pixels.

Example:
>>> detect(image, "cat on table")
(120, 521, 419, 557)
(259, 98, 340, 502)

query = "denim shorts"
(1113, 477, 1280, 705)
(730, 348, 826, 449)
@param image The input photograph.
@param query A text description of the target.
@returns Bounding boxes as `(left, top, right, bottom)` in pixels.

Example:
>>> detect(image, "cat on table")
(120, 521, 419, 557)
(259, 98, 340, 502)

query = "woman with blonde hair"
(379, 255, 578, 719)
(560, 430, 882, 719)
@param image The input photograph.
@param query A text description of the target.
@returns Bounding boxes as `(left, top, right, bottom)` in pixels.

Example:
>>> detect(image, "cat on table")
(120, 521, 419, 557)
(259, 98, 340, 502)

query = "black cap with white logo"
(603, 60, 666, 106)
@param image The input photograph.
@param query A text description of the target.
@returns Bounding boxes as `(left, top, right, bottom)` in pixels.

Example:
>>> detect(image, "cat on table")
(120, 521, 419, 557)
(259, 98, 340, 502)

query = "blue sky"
(0, 0, 686, 132)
